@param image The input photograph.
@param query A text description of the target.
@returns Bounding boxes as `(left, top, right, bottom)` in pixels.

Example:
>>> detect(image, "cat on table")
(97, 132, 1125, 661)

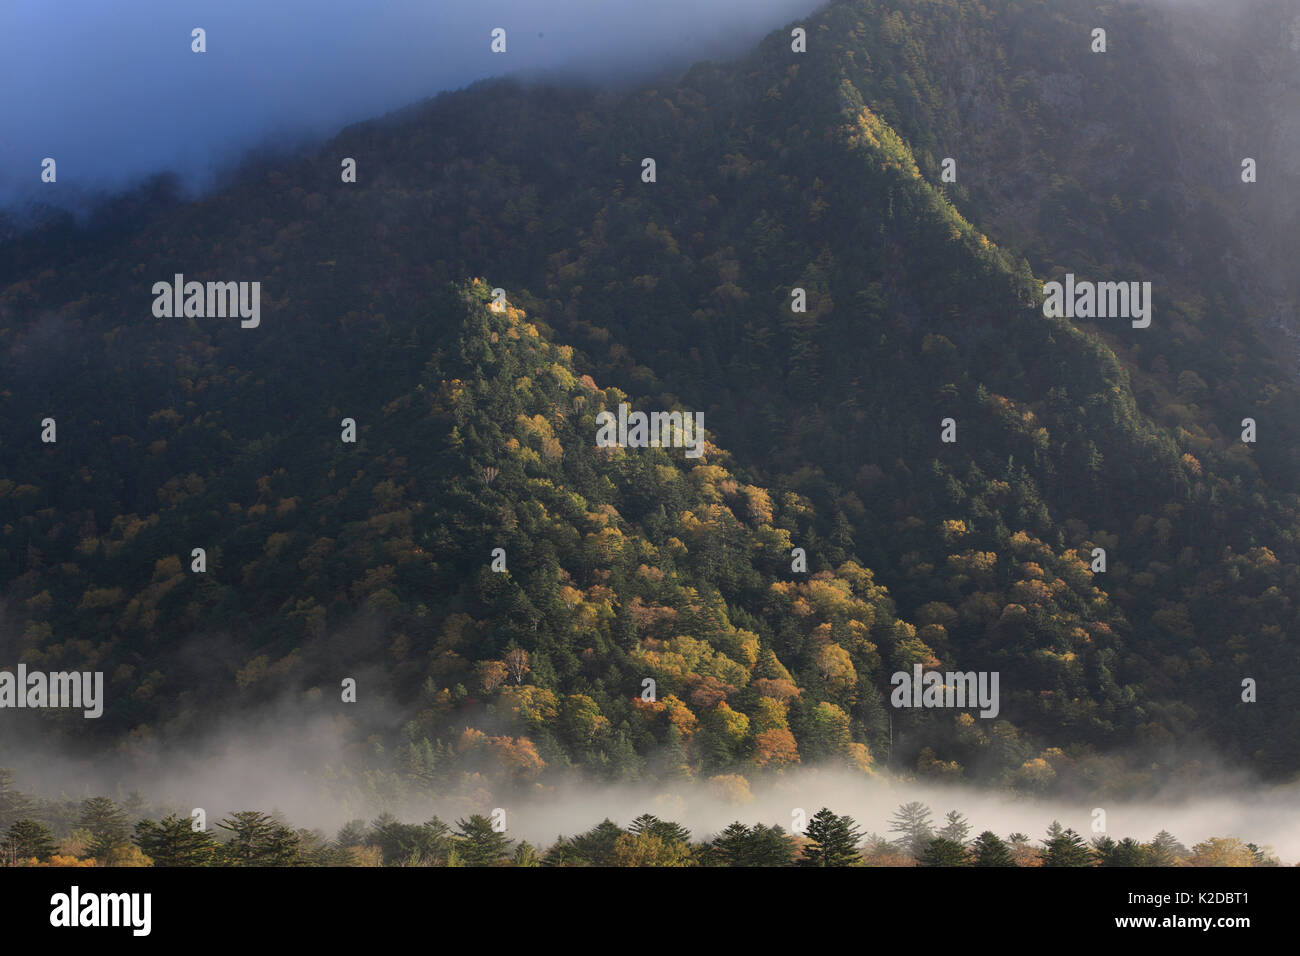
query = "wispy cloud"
(0, 0, 819, 208)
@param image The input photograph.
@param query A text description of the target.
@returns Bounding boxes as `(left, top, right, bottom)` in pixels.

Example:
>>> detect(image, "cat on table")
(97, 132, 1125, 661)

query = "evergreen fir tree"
(629, 813, 691, 845)
(1091, 835, 1117, 864)
(971, 830, 1015, 866)
(80, 796, 130, 859)
(919, 836, 970, 866)
(1103, 837, 1147, 867)
(0, 769, 29, 833)
(512, 841, 541, 866)
(1145, 830, 1187, 867)
(888, 801, 934, 858)
(749, 824, 796, 867)
(4, 819, 57, 862)
(566, 819, 625, 866)
(454, 814, 513, 866)
(216, 810, 301, 866)
(1044, 827, 1094, 867)
(938, 810, 971, 844)
(711, 821, 752, 866)
(133, 814, 218, 866)
(799, 807, 862, 867)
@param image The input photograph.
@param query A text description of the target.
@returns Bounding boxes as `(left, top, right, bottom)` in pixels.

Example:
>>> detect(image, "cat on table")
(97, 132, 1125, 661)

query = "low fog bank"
(431, 773, 1300, 858)
(4, 713, 1298, 858)
(535, 774, 1300, 857)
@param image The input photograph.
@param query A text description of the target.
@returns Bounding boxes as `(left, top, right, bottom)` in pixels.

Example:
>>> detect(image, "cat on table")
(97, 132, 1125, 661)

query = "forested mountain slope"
(2, 0, 1298, 795)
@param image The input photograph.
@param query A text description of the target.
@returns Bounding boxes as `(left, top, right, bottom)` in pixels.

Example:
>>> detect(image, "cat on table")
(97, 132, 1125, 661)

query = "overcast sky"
(0, 0, 819, 211)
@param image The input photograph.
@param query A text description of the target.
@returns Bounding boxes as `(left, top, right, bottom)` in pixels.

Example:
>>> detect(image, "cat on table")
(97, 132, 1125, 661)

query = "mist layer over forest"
(4, 712, 1298, 859)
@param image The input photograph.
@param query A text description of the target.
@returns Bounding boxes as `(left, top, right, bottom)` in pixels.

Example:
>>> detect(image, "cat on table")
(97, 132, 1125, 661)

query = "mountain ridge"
(2, 0, 1299, 793)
